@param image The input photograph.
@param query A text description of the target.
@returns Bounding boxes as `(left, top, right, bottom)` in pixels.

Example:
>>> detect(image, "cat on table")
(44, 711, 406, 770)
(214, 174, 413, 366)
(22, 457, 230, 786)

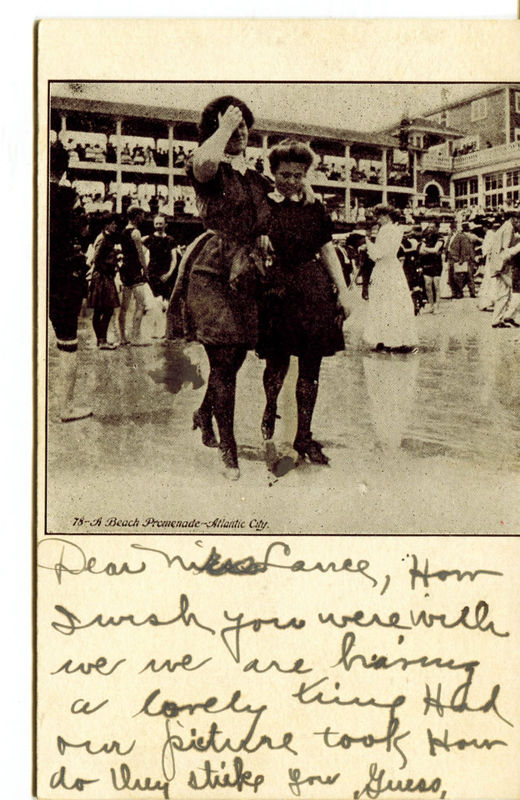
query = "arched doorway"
(424, 182, 441, 207)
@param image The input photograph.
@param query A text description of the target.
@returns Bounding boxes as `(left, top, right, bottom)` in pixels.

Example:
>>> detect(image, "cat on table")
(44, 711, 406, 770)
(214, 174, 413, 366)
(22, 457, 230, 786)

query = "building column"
(115, 119, 122, 214)
(344, 143, 351, 221)
(477, 172, 485, 209)
(168, 123, 175, 217)
(412, 150, 419, 209)
(381, 147, 388, 204)
(449, 175, 456, 211)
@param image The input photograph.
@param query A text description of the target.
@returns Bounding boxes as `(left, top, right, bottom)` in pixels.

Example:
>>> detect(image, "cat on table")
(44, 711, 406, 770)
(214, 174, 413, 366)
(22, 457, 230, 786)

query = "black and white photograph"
(45, 79, 520, 534)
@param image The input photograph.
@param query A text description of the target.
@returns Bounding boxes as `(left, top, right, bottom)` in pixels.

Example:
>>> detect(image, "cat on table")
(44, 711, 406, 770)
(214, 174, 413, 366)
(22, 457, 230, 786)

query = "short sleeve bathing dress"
(184, 162, 272, 348)
(256, 196, 344, 359)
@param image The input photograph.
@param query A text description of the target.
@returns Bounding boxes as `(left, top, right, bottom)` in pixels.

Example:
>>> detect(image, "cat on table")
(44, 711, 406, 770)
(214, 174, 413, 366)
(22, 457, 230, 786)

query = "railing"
(453, 141, 520, 170)
(421, 152, 453, 171)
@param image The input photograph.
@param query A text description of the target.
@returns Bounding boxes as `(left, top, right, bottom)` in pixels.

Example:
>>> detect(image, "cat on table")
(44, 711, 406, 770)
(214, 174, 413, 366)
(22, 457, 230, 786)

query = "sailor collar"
(268, 189, 304, 203)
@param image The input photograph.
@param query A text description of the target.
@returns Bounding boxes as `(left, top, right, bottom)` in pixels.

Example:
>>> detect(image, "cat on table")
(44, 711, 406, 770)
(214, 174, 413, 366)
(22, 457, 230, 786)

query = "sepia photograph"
(45, 79, 520, 534)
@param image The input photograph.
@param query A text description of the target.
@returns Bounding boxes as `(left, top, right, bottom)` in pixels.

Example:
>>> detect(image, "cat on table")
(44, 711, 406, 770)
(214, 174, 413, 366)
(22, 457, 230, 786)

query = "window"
(515, 92, 520, 113)
(506, 171, 520, 206)
(484, 171, 504, 209)
(515, 128, 520, 143)
(454, 177, 479, 209)
(455, 179, 468, 197)
(471, 98, 488, 122)
(485, 173, 503, 192)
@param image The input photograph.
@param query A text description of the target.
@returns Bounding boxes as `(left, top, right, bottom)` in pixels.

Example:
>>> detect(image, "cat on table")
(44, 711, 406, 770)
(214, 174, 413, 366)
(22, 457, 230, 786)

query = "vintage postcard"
(36, 19, 520, 800)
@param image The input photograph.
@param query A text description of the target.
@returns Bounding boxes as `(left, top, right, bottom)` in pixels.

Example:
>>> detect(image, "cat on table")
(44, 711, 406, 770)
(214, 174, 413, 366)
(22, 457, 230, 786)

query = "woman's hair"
(102, 212, 116, 228)
(372, 204, 401, 222)
(198, 96, 254, 144)
(127, 205, 144, 222)
(268, 139, 315, 173)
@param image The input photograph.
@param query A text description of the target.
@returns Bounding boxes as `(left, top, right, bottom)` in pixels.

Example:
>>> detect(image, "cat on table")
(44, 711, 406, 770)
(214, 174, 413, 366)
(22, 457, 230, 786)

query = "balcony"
(453, 141, 520, 171)
(420, 152, 453, 172)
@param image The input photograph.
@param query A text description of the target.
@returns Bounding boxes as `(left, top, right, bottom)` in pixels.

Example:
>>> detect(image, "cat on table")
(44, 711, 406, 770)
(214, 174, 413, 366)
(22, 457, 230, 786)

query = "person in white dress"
(476, 219, 499, 312)
(364, 205, 418, 353)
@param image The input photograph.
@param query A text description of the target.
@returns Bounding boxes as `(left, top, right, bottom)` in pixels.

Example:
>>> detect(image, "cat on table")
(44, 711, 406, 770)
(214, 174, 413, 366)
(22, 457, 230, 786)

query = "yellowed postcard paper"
(37, 19, 520, 800)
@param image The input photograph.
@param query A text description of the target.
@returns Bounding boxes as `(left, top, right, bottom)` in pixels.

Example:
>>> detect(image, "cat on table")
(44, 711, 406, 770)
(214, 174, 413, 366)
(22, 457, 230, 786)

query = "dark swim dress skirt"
(170, 161, 272, 348)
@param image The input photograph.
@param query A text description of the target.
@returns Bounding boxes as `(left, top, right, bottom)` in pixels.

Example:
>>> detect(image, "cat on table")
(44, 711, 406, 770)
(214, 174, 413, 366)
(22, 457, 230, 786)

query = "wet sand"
(46, 290, 520, 534)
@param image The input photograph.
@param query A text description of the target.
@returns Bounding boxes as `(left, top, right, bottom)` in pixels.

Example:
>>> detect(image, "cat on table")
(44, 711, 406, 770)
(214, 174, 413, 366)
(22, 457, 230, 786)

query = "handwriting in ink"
(426, 728, 507, 756)
(139, 654, 212, 674)
(39, 537, 383, 586)
(293, 676, 405, 710)
(137, 688, 267, 719)
(70, 698, 109, 715)
(38, 538, 146, 584)
(51, 657, 126, 676)
(57, 736, 136, 756)
(187, 757, 264, 793)
(110, 763, 169, 798)
(409, 554, 503, 590)
(314, 702, 410, 769)
(410, 601, 509, 637)
(220, 610, 305, 663)
(333, 631, 480, 674)
(51, 595, 215, 636)
(318, 609, 411, 631)
(423, 673, 513, 727)
(161, 710, 296, 783)
(243, 656, 312, 674)
(50, 766, 100, 791)
(288, 768, 340, 797)
(132, 540, 380, 585)
(353, 762, 443, 799)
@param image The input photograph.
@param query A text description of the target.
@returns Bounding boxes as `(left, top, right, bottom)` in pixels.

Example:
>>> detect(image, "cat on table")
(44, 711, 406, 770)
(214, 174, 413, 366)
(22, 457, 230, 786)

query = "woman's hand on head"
(218, 106, 244, 136)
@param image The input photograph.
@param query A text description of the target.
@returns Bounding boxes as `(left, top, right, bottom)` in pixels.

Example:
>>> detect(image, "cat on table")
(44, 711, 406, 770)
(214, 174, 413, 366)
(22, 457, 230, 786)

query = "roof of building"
(423, 83, 520, 117)
(379, 83, 520, 135)
(386, 116, 464, 138)
(50, 94, 399, 150)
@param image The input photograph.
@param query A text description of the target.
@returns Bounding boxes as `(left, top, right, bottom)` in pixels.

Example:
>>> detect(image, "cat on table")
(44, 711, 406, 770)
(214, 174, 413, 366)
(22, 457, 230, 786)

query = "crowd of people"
(62, 135, 195, 169)
(49, 100, 520, 480)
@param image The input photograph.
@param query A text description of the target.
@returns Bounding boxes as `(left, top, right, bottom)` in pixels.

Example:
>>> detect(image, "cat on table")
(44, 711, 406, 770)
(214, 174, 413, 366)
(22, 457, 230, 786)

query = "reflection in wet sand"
(46, 294, 520, 532)
(363, 354, 419, 451)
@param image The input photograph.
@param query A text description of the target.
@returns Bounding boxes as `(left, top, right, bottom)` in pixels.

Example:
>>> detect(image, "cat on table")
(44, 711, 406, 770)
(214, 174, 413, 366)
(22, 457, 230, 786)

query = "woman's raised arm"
(192, 105, 244, 183)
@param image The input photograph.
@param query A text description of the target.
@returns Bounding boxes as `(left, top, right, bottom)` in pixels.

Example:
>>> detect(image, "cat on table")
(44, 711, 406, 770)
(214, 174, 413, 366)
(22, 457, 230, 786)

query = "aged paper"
(37, 19, 520, 799)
